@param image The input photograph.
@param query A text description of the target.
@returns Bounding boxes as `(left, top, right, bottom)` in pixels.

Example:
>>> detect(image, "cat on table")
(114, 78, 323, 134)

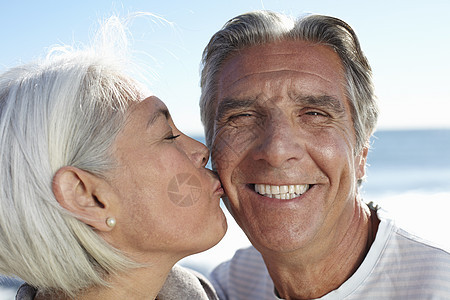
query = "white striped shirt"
(210, 209, 450, 299)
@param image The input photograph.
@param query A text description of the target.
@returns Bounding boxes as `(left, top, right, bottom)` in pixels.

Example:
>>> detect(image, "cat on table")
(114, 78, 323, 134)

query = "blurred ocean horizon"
(363, 129, 450, 195)
(1, 129, 450, 299)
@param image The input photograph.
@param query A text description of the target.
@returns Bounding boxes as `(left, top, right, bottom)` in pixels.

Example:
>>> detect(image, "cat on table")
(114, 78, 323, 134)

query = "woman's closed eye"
(165, 131, 181, 141)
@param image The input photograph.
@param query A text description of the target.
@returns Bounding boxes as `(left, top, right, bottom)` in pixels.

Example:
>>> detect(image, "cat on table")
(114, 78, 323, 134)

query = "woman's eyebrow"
(147, 108, 170, 128)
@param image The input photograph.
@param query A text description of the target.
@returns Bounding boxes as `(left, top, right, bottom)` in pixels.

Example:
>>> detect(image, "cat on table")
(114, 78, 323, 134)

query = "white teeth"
(254, 184, 310, 199)
(296, 184, 308, 194)
(289, 185, 295, 194)
(255, 184, 266, 194)
(280, 185, 288, 193)
(271, 185, 280, 194)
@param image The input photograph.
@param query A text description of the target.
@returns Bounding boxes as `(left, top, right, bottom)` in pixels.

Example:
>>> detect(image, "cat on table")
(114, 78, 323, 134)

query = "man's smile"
(252, 183, 311, 199)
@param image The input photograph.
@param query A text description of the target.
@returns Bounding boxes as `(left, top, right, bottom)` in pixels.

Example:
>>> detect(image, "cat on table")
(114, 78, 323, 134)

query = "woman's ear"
(52, 166, 116, 231)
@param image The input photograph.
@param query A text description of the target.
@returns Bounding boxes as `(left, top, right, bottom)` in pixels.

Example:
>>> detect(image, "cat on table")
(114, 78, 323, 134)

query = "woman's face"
(105, 96, 226, 262)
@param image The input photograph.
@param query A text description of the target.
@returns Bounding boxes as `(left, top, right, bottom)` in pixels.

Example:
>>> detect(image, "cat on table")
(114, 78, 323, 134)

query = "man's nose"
(250, 115, 305, 168)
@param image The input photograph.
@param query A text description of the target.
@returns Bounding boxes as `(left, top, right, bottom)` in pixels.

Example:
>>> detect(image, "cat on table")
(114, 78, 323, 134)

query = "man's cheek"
(214, 126, 260, 158)
(211, 134, 232, 172)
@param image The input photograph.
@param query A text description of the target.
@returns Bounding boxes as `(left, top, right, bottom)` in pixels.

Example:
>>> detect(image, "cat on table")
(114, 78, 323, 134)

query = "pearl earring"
(106, 217, 116, 228)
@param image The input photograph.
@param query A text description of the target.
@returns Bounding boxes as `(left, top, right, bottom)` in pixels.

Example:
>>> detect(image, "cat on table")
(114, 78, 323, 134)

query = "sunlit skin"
(212, 40, 374, 299)
(108, 96, 226, 260)
(70, 96, 227, 299)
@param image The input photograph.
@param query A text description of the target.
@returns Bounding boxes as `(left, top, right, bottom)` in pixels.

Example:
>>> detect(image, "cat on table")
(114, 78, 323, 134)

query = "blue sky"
(1, 0, 449, 135)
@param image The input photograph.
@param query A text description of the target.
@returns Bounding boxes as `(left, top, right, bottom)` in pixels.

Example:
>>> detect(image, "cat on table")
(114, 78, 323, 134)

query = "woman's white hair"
(0, 15, 152, 297)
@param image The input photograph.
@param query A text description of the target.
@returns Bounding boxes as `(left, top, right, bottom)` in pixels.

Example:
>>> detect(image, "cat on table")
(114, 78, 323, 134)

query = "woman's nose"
(185, 135, 210, 168)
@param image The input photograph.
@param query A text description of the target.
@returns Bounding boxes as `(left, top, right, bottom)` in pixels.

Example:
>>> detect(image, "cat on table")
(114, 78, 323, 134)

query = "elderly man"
(199, 10, 450, 299)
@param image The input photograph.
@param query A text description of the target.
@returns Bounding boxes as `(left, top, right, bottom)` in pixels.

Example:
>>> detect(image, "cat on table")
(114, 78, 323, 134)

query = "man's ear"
(52, 166, 115, 231)
(356, 145, 369, 180)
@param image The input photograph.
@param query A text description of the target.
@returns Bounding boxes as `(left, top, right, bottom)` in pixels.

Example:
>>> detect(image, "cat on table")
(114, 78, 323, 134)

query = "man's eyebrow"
(294, 95, 345, 113)
(147, 107, 170, 128)
(216, 98, 255, 120)
(215, 95, 345, 120)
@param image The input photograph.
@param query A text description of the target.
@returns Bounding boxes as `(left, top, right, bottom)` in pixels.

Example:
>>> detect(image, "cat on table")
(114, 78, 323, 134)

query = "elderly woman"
(0, 17, 226, 299)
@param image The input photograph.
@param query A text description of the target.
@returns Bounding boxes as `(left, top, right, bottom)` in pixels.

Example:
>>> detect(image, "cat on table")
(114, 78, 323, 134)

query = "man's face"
(211, 40, 367, 253)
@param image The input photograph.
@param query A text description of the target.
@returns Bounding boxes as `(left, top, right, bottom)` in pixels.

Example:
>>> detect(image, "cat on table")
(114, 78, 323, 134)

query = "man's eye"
(226, 112, 258, 124)
(305, 111, 328, 117)
(299, 110, 331, 125)
(230, 113, 253, 120)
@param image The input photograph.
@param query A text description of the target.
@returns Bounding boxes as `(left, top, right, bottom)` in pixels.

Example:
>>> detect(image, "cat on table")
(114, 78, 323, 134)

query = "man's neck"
(262, 202, 379, 300)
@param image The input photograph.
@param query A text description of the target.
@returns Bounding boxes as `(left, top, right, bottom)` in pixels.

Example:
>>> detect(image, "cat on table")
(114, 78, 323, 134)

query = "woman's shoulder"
(16, 266, 219, 300)
(158, 264, 218, 300)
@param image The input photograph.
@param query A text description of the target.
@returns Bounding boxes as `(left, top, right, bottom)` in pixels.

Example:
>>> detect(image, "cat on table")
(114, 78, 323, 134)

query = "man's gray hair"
(0, 16, 145, 297)
(200, 10, 378, 152)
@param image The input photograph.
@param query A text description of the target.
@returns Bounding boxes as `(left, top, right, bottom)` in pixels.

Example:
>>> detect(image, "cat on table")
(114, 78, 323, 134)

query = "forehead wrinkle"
(219, 70, 264, 92)
(222, 68, 335, 90)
